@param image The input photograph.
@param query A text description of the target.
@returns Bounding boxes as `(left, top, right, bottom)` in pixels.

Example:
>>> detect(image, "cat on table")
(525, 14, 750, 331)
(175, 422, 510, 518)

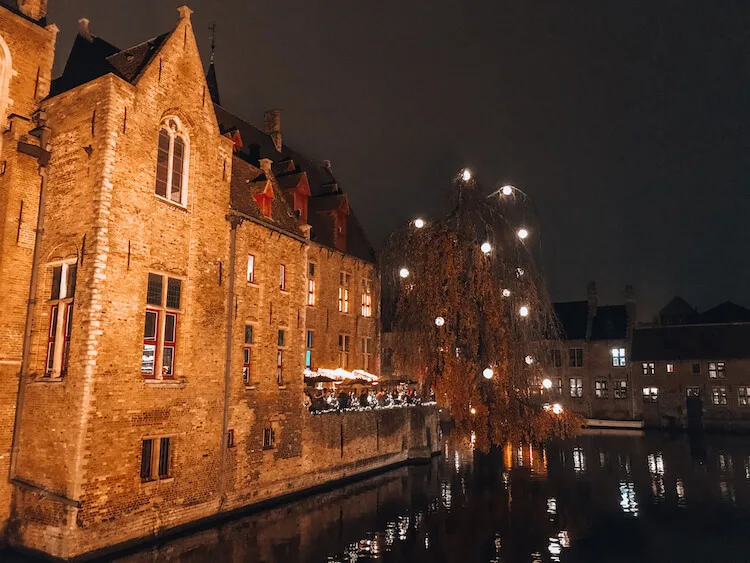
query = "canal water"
(8, 431, 750, 562)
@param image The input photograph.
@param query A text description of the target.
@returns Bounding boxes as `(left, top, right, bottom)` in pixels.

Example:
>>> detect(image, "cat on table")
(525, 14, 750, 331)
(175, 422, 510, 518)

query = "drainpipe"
(10, 110, 52, 481)
(218, 214, 242, 509)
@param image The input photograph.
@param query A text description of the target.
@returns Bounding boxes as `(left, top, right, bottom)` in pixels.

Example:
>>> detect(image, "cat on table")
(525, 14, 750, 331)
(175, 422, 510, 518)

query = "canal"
(7, 431, 750, 562)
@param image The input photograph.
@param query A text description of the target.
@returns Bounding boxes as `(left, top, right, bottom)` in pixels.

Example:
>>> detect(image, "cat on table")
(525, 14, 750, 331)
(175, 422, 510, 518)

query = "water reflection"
(10, 433, 750, 562)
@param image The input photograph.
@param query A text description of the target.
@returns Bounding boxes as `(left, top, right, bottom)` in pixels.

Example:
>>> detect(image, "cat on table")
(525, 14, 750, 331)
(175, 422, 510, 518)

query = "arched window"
(155, 117, 189, 205)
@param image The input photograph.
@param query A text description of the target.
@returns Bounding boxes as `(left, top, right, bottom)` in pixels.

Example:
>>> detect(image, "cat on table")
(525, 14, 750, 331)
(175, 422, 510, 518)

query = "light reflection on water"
(11, 433, 750, 562)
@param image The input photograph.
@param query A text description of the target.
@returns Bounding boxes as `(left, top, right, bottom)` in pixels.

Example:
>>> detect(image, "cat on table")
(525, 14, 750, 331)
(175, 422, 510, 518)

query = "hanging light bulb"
(435, 316, 445, 327)
(525, 355, 534, 365)
(399, 268, 410, 279)
(462, 169, 472, 182)
(502, 289, 511, 297)
(480, 241, 492, 254)
(542, 378, 553, 389)
(516, 268, 525, 277)
(414, 218, 425, 229)
(552, 403, 564, 415)
(519, 305, 530, 317)
(517, 228, 529, 240)
(482, 367, 494, 380)
(501, 185, 514, 196)
(470, 406, 477, 415)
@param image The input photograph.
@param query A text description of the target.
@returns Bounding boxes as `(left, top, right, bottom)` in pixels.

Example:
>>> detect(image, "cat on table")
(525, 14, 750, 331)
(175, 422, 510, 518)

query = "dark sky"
(48, 1, 750, 319)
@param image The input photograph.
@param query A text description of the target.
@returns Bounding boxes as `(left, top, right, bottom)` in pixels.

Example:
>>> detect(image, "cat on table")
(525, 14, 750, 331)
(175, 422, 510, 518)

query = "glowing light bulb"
(519, 306, 530, 317)
(470, 407, 477, 415)
(502, 289, 511, 297)
(435, 316, 445, 327)
(480, 242, 492, 254)
(399, 268, 410, 279)
(517, 228, 529, 240)
(462, 169, 472, 182)
(552, 403, 563, 415)
(501, 185, 514, 196)
(414, 218, 425, 229)
(516, 268, 525, 277)
(525, 355, 534, 365)
(483, 367, 494, 380)
(542, 378, 552, 390)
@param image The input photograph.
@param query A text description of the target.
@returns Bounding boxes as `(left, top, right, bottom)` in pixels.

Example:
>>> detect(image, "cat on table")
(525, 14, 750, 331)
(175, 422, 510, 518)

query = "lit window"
(549, 349, 562, 368)
(338, 272, 350, 313)
(307, 262, 316, 306)
(247, 255, 255, 283)
(569, 348, 583, 367)
(243, 324, 254, 386)
(154, 117, 189, 205)
(361, 337, 372, 371)
(555, 378, 563, 395)
(279, 264, 286, 291)
(361, 278, 372, 317)
(569, 378, 583, 398)
(708, 362, 726, 379)
(305, 330, 313, 369)
(686, 386, 701, 398)
(642, 387, 658, 403)
(642, 362, 655, 376)
(739, 387, 750, 406)
(666, 363, 675, 373)
(142, 273, 181, 378)
(595, 380, 608, 399)
(611, 348, 626, 367)
(338, 334, 350, 368)
(140, 437, 172, 481)
(262, 425, 276, 450)
(712, 386, 728, 405)
(614, 380, 627, 399)
(45, 261, 77, 378)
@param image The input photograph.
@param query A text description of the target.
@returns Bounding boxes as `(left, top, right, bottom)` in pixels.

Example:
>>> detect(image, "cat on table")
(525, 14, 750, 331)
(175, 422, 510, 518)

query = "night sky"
(48, 1, 750, 320)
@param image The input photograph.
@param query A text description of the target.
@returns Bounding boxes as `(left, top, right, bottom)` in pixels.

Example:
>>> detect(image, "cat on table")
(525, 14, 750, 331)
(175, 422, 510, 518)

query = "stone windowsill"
(143, 377, 186, 389)
(245, 384, 258, 390)
(278, 385, 288, 390)
(32, 375, 63, 383)
(154, 194, 188, 212)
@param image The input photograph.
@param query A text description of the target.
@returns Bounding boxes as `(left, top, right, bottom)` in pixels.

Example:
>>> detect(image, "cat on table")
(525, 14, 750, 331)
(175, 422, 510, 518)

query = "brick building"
(0, 5, 437, 560)
(550, 282, 637, 421)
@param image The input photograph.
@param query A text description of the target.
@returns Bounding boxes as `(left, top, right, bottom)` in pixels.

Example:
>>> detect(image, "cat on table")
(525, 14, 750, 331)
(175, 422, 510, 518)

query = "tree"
(380, 170, 581, 452)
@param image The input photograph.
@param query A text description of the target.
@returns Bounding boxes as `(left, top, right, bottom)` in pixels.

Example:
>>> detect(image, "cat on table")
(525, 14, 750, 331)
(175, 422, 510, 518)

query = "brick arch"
(44, 242, 79, 264)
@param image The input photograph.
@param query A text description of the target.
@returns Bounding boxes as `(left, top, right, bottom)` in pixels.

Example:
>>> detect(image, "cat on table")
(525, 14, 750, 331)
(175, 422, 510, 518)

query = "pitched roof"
(50, 31, 171, 97)
(206, 62, 220, 105)
(553, 301, 627, 341)
(697, 302, 750, 324)
(214, 104, 376, 263)
(553, 301, 588, 340)
(632, 324, 750, 361)
(658, 296, 698, 326)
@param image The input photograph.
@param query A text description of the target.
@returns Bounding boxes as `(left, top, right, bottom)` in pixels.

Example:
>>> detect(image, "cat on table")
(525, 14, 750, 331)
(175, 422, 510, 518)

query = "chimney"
(264, 109, 282, 153)
(18, 0, 47, 21)
(585, 281, 597, 340)
(78, 18, 92, 41)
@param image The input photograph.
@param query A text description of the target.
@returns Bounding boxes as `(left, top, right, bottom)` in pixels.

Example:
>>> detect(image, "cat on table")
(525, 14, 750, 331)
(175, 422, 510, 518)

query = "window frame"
(243, 324, 255, 386)
(140, 436, 173, 482)
(361, 337, 372, 371)
(613, 380, 628, 400)
(738, 387, 750, 406)
(569, 377, 583, 398)
(247, 254, 255, 284)
(154, 117, 189, 207)
(361, 278, 372, 317)
(642, 362, 655, 376)
(307, 261, 316, 306)
(642, 387, 659, 403)
(45, 260, 77, 378)
(338, 271, 351, 313)
(594, 380, 608, 399)
(305, 330, 313, 369)
(708, 361, 726, 379)
(263, 425, 276, 450)
(686, 386, 701, 398)
(339, 334, 350, 369)
(610, 347, 626, 367)
(712, 386, 728, 406)
(569, 348, 583, 368)
(142, 273, 182, 379)
(279, 264, 286, 291)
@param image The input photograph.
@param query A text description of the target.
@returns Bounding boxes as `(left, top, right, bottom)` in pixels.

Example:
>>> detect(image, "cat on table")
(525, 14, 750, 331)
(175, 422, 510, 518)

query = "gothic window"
(45, 260, 77, 377)
(154, 117, 189, 205)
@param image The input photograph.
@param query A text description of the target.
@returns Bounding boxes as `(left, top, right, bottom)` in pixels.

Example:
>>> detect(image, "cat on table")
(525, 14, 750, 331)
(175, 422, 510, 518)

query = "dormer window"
(155, 117, 189, 206)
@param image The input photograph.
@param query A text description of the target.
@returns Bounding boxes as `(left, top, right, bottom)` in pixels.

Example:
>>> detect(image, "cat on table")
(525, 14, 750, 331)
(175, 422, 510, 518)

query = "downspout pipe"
(218, 214, 242, 509)
(10, 111, 52, 481)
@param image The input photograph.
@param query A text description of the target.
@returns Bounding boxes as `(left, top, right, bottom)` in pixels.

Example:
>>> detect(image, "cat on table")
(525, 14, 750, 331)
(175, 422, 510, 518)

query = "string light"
(525, 355, 534, 365)
(414, 218, 425, 229)
(435, 316, 445, 327)
(519, 305, 530, 317)
(399, 268, 410, 279)
(501, 185, 514, 196)
(552, 403, 563, 415)
(470, 406, 477, 415)
(480, 242, 492, 254)
(542, 378, 552, 389)
(502, 289, 511, 297)
(462, 169, 472, 181)
(517, 228, 529, 240)
(482, 367, 494, 380)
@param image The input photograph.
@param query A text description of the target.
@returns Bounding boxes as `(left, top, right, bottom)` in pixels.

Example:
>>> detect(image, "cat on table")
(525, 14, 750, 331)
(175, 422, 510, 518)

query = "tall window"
(642, 362, 655, 375)
(666, 363, 675, 373)
(338, 272, 350, 313)
(614, 380, 627, 399)
(307, 262, 316, 306)
(263, 426, 276, 450)
(46, 261, 77, 377)
(642, 387, 659, 403)
(277, 329, 285, 386)
(361, 337, 372, 371)
(595, 380, 608, 399)
(610, 348, 626, 367)
(708, 362, 726, 379)
(279, 264, 286, 291)
(305, 330, 313, 369)
(339, 334, 350, 368)
(154, 117, 188, 205)
(569, 348, 583, 367)
(243, 324, 254, 386)
(712, 386, 728, 405)
(361, 278, 372, 317)
(738, 387, 750, 406)
(247, 255, 255, 283)
(549, 349, 562, 368)
(142, 273, 181, 378)
(140, 437, 172, 481)
(569, 378, 583, 398)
